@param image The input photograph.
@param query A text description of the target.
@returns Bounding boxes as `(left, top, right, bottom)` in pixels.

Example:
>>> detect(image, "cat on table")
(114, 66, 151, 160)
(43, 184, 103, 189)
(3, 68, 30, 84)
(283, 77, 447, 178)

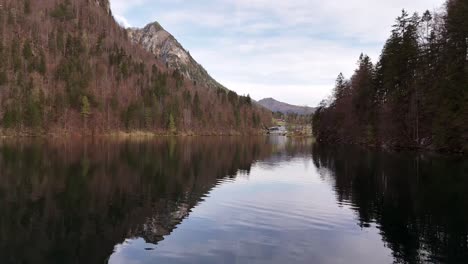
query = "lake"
(0, 137, 466, 264)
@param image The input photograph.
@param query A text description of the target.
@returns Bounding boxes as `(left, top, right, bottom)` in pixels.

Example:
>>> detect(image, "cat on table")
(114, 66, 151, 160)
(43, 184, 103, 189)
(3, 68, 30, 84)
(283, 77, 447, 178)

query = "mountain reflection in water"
(0, 137, 466, 264)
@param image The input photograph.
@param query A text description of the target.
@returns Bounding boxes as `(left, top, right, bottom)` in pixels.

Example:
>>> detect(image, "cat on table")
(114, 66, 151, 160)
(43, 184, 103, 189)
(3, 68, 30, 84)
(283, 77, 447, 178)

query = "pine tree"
(435, 0, 468, 150)
(333, 73, 347, 102)
(22, 40, 33, 61)
(314, 2, 467, 151)
(193, 91, 201, 119)
(168, 113, 176, 134)
(81, 96, 91, 130)
(11, 38, 21, 72)
(25, 97, 42, 128)
(0, 71, 7, 85)
(24, 0, 31, 15)
(37, 50, 46, 75)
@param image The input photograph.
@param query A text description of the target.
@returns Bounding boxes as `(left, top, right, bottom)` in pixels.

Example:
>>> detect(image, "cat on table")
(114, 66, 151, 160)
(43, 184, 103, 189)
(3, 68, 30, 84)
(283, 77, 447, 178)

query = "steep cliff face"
(127, 22, 226, 91)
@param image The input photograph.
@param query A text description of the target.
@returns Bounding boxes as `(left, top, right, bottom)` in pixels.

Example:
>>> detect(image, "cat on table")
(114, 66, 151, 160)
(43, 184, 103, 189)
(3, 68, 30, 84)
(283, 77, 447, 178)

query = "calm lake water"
(0, 137, 467, 264)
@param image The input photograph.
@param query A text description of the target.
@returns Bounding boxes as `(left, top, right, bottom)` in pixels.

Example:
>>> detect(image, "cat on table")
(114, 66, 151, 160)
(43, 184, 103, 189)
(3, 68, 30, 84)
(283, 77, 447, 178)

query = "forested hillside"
(313, 0, 467, 152)
(0, 0, 271, 135)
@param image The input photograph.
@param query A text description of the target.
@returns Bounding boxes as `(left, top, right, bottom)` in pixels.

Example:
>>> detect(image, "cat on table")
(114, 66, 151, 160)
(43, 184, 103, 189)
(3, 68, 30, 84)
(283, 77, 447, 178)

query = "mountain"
(258, 98, 316, 115)
(0, 0, 271, 135)
(127, 22, 226, 91)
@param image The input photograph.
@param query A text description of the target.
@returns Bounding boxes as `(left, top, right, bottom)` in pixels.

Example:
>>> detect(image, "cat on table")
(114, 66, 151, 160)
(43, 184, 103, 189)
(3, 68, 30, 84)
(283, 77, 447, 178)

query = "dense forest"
(0, 0, 271, 135)
(313, 0, 467, 153)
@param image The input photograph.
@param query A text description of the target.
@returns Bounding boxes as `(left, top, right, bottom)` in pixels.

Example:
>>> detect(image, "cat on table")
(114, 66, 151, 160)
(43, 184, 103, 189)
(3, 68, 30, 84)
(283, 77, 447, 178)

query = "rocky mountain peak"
(127, 21, 226, 91)
(145, 21, 165, 32)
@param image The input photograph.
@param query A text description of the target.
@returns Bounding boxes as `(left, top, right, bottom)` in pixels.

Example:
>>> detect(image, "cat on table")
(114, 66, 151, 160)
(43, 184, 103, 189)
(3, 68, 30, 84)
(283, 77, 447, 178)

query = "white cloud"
(114, 14, 131, 28)
(110, 0, 446, 106)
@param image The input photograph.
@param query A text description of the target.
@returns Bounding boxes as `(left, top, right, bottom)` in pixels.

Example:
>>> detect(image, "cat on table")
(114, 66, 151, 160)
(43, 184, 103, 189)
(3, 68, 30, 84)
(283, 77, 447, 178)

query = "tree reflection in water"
(0, 138, 466, 264)
(313, 144, 468, 263)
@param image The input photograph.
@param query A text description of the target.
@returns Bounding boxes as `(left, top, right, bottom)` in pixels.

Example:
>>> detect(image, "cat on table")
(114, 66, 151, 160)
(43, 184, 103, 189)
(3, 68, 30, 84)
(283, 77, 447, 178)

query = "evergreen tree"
(313, 3, 467, 152)
(333, 73, 347, 103)
(24, 0, 31, 15)
(168, 113, 176, 134)
(25, 97, 42, 128)
(22, 40, 33, 61)
(193, 91, 201, 119)
(11, 38, 21, 72)
(37, 50, 47, 75)
(81, 96, 91, 130)
(0, 71, 7, 85)
(433, 0, 468, 149)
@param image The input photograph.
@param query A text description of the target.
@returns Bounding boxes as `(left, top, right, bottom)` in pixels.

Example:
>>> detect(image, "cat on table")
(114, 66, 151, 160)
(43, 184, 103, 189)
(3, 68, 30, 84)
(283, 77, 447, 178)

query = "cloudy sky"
(110, 0, 445, 107)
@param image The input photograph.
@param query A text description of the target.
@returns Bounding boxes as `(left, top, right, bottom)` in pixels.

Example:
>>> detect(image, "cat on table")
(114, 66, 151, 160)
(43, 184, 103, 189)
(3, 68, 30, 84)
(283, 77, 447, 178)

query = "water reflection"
(0, 138, 466, 263)
(313, 144, 468, 263)
(0, 137, 310, 264)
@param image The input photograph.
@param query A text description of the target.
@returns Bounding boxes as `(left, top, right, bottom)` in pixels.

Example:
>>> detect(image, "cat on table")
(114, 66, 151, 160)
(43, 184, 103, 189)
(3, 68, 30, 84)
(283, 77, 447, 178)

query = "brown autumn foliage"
(0, 0, 272, 135)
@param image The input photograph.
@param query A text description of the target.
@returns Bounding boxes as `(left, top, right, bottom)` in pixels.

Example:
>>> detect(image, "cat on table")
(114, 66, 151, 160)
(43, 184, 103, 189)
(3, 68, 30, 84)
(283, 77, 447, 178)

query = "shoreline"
(0, 129, 270, 139)
(315, 139, 466, 155)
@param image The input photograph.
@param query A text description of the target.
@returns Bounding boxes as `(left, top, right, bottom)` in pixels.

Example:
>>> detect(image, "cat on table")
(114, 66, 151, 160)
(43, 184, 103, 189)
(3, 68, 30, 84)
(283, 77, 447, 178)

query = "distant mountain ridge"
(127, 22, 226, 91)
(258, 98, 316, 115)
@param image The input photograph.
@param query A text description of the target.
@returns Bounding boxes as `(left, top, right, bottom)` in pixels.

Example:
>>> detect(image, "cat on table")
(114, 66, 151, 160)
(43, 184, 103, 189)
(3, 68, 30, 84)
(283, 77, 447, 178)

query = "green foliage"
(252, 112, 260, 127)
(110, 94, 119, 111)
(216, 88, 225, 98)
(239, 94, 252, 106)
(0, 10, 3, 36)
(121, 103, 143, 130)
(168, 113, 176, 134)
(227, 91, 238, 106)
(3, 107, 20, 129)
(143, 107, 153, 128)
(56, 28, 65, 54)
(109, 45, 142, 81)
(65, 34, 85, 58)
(22, 40, 33, 61)
(50, 0, 74, 21)
(93, 32, 106, 55)
(37, 50, 47, 75)
(234, 107, 241, 127)
(172, 69, 184, 88)
(24, 97, 43, 128)
(151, 72, 168, 99)
(7, 8, 14, 25)
(24, 0, 31, 15)
(0, 71, 7, 85)
(1, 84, 43, 129)
(56, 34, 92, 108)
(192, 91, 202, 118)
(47, 31, 56, 56)
(183, 90, 192, 106)
(80, 96, 91, 118)
(11, 38, 21, 72)
(333, 73, 347, 102)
